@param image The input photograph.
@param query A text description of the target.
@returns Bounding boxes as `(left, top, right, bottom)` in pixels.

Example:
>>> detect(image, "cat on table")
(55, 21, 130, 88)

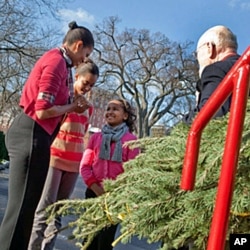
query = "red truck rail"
(180, 46, 250, 250)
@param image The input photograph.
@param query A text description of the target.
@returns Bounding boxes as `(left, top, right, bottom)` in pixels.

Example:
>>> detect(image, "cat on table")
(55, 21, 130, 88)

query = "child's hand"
(73, 95, 91, 113)
(90, 183, 105, 196)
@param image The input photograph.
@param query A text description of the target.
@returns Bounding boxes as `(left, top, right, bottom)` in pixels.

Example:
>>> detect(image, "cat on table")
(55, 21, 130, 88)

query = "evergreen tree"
(47, 101, 250, 250)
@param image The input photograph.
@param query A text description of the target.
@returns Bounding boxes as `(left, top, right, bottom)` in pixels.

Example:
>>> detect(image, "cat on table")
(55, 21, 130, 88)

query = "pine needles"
(46, 101, 250, 250)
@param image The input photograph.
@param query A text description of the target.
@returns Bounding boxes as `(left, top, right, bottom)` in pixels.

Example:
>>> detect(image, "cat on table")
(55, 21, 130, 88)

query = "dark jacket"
(183, 54, 240, 124)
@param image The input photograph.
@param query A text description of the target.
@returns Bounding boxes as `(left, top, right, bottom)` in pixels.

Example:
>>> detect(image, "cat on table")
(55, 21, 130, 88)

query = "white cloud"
(228, 0, 239, 8)
(228, 0, 250, 10)
(58, 8, 96, 32)
(240, 2, 250, 10)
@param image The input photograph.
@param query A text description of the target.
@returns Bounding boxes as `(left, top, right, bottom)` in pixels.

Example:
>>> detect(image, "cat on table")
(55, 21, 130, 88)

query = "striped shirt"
(50, 107, 93, 172)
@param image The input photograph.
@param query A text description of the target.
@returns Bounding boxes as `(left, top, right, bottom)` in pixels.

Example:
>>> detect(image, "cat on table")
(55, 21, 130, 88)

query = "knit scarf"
(99, 123, 128, 162)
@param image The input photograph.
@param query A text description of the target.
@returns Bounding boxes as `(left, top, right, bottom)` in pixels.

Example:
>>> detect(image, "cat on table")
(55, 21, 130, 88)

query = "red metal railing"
(180, 46, 250, 250)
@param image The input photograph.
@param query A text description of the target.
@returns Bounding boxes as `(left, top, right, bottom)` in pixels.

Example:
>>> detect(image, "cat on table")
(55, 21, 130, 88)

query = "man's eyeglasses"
(193, 42, 215, 58)
(193, 43, 208, 58)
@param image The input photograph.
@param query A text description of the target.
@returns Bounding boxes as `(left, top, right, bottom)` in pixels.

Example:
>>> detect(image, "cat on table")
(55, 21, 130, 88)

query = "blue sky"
(60, 0, 249, 54)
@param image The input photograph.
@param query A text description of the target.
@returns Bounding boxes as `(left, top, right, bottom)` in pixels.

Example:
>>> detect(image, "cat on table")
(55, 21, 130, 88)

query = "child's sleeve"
(127, 146, 140, 161)
(80, 135, 98, 187)
(125, 136, 140, 161)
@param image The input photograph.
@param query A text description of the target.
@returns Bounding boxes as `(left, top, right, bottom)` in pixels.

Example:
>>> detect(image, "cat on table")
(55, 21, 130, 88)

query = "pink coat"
(80, 131, 139, 188)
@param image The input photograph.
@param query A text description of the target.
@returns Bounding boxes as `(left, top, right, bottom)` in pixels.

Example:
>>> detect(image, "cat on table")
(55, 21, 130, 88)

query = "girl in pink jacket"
(80, 98, 139, 250)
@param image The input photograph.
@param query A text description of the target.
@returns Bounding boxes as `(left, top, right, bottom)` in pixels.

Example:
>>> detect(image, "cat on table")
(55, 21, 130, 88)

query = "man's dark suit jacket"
(183, 54, 240, 124)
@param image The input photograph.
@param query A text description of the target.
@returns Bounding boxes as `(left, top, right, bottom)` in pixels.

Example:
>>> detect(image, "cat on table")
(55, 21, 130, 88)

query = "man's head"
(196, 25, 238, 76)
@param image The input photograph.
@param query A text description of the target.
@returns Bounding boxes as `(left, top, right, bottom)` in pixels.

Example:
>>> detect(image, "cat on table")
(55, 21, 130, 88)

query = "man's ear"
(209, 42, 217, 59)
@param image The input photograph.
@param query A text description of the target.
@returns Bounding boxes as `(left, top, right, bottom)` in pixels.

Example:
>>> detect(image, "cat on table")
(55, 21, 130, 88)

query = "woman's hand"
(36, 95, 91, 119)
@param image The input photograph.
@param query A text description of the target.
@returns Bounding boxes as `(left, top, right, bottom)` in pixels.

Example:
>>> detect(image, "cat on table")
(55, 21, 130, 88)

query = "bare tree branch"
(92, 17, 199, 137)
(0, 0, 67, 129)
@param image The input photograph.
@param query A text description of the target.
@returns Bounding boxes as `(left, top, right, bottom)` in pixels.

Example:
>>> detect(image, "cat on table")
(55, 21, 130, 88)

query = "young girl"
(28, 58, 99, 250)
(80, 98, 139, 250)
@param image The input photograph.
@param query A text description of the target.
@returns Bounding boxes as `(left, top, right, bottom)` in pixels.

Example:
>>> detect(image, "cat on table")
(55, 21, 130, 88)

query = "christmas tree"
(47, 101, 250, 250)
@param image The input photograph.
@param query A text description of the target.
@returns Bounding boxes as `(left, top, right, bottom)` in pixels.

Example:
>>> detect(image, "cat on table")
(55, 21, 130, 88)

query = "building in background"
(0, 91, 21, 133)
(150, 125, 166, 137)
(88, 87, 119, 130)
(1, 88, 168, 139)
(83, 87, 119, 146)
(0, 110, 15, 133)
(0, 87, 119, 133)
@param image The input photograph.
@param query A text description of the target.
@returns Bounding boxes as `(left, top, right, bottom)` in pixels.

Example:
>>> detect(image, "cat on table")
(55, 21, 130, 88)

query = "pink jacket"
(80, 131, 139, 188)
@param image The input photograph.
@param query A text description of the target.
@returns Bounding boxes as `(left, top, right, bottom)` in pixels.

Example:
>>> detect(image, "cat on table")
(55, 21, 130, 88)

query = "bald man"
(183, 25, 240, 124)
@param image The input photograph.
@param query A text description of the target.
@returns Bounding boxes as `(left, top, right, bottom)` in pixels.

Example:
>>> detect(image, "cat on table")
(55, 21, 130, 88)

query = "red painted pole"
(181, 47, 250, 190)
(207, 65, 250, 250)
(180, 76, 233, 190)
(180, 46, 250, 249)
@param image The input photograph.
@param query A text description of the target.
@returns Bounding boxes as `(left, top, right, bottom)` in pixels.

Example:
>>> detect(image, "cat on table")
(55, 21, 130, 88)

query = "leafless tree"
(0, 0, 66, 128)
(92, 17, 199, 137)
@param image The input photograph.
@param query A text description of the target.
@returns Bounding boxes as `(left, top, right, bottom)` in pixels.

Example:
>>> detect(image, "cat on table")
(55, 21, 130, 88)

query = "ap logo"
(229, 234, 250, 249)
